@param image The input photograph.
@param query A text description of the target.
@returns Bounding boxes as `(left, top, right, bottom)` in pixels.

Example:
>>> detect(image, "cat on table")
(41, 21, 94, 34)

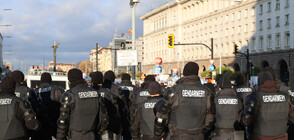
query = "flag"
(128, 29, 132, 33)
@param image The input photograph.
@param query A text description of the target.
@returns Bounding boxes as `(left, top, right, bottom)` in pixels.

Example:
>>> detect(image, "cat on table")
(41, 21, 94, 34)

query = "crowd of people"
(0, 61, 293, 140)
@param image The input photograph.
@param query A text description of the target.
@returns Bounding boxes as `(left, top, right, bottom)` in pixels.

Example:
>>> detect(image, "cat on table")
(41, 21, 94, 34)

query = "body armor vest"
(36, 85, 61, 125)
(234, 86, 252, 107)
(140, 97, 161, 136)
(0, 94, 26, 139)
(68, 85, 100, 132)
(15, 85, 29, 99)
(253, 91, 288, 136)
(169, 83, 209, 129)
(134, 88, 149, 106)
(215, 93, 242, 129)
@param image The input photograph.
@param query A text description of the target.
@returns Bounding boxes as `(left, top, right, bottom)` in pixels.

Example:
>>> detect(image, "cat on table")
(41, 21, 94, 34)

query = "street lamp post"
(130, 0, 140, 80)
(96, 43, 99, 71)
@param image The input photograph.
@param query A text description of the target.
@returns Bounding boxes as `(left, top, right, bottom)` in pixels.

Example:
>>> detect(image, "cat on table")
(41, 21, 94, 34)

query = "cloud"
(0, 0, 170, 71)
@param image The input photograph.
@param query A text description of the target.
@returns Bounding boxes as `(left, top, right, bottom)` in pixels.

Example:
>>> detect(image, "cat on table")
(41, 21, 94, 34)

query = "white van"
(25, 71, 69, 90)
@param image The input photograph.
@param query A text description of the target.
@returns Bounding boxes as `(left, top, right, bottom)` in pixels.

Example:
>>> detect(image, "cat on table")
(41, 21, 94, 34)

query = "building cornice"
(140, 1, 178, 20)
(181, 0, 256, 25)
(142, 0, 256, 37)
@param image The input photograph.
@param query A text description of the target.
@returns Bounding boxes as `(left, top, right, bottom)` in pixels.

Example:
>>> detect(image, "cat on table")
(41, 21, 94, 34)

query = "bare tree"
(78, 60, 93, 77)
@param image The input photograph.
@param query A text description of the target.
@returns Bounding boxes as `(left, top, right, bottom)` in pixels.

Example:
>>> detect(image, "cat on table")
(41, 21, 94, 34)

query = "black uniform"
(130, 81, 152, 122)
(97, 86, 121, 135)
(131, 96, 161, 140)
(0, 77, 39, 140)
(56, 84, 108, 140)
(116, 80, 138, 140)
(15, 83, 30, 99)
(32, 83, 64, 139)
(56, 69, 108, 140)
(234, 85, 253, 107)
(154, 75, 215, 140)
(212, 88, 242, 140)
(242, 71, 294, 140)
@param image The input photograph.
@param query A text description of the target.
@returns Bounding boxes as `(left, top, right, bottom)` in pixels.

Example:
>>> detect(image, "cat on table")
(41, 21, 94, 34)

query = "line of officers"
(0, 61, 294, 140)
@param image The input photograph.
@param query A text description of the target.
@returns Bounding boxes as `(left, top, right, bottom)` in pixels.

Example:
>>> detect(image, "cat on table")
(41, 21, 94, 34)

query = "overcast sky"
(0, 0, 171, 72)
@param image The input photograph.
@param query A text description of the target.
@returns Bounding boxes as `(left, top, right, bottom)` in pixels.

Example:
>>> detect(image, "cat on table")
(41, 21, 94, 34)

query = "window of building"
(226, 28, 228, 36)
(276, 16, 280, 27)
(251, 38, 256, 50)
(238, 11, 241, 19)
(276, 33, 281, 47)
(232, 13, 235, 21)
(276, 0, 280, 11)
(252, 7, 255, 16)
(244, 9, 248, 17)
(259, 4, 263, 15)
(267, 18, 271, 28)
(285, 32, 290, 46)
(259, 37, 263, 49)
(267, 2, 271, 12)
(238, 25, 241, 34)
(285, 0, 290, 8)
(259, 20, 263, 30)
(245, 24, 248, 32)
(285, 14, 289, 25)
(226, 15, 229, 21)
(267, 35, 272, 49)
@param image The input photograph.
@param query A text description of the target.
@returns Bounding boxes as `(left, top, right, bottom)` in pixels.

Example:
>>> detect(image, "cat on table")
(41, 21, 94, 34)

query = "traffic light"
(234, 44, 239, 55)
(168, 34, 174, 48)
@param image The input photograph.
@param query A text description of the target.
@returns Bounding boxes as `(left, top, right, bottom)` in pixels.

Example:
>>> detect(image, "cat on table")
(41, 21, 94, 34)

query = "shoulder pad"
(60, 92, 72, 104)
(163, 90, 176, 102)
(21, 99, 32, 109)
(287, 90, 294, 105)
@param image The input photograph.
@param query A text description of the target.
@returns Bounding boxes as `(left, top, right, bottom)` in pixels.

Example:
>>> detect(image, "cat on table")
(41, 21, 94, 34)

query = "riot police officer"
(242, 71, 294, 140)
(154, 62, 215, 140)
(262, 66, 294, 139)
(102, 70, 122, 140)
(91, 71, 104, 91)
(0, 76, 39, 139)
(211, 76, 242, 140)
(234, 73, 252, 107)
(131, 81, 162, 140)
(56, 69, 108, 140)
(130, 75, 155, 122)
(31, 72, 64, 140)
(12, 70, 30, 99)
(91, 71, 120, 140)
(116, 73, 138, 140)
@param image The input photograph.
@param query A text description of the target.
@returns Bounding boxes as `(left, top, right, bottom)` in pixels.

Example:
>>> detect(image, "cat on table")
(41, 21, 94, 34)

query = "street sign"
(172, 68, 178, 75)
(154, 65, 162, 74)
(154, 57, 162, 65)
(209, 59, 215, 65)
(209, 65, 215, 71)
(117, 50, 138, 66)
